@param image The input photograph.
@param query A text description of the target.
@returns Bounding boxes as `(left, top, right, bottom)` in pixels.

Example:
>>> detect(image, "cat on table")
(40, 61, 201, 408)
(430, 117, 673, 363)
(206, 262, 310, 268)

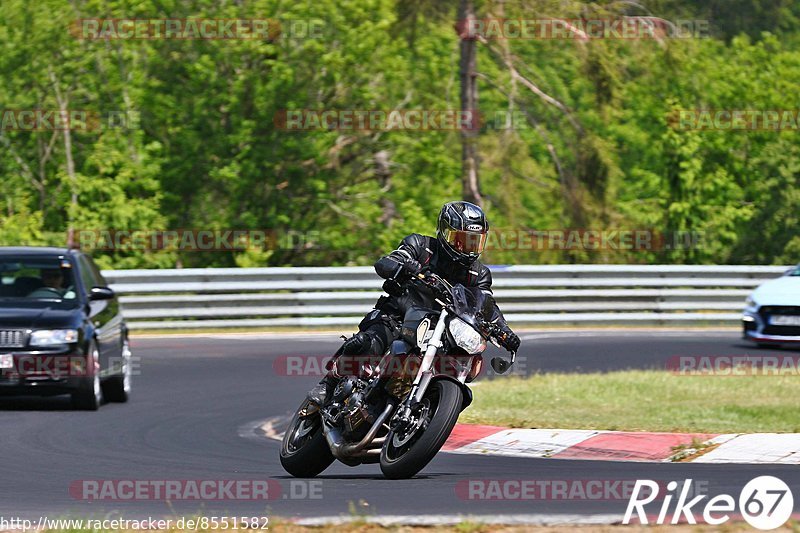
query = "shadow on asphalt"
(273, 473, 446, 481)
(733, 342, 800, 352)
(0, 395, 75, 411)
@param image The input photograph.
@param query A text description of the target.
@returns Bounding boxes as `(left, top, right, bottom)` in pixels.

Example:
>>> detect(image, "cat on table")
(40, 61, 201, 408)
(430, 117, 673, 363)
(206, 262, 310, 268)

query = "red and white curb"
(247, 416, 800, 464)
(443, 424, 800, 464)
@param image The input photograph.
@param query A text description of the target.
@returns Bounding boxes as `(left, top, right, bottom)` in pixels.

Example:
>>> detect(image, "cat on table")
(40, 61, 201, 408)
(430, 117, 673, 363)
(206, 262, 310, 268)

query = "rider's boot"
(306, 375, 336, 406)
(306, 331, 381, 406)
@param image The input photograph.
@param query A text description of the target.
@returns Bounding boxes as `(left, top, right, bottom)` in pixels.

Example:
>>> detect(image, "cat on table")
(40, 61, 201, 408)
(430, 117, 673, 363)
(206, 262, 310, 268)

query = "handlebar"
(411, 272, 512, 346)
(410, 271, 517, 374)
(413, 271, 448, 290)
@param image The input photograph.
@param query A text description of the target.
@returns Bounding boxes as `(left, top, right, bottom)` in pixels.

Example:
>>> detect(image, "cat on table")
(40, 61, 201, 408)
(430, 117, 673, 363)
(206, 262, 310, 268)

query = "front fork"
(393, 308, 448, 428)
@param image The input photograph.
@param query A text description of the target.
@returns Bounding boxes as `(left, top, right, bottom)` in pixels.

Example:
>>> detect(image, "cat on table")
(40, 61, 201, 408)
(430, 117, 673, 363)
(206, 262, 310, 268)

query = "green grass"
(463, 370, 800, 433)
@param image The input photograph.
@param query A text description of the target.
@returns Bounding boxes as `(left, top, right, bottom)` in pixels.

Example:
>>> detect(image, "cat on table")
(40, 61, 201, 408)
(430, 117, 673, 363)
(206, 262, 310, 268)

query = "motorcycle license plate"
(770, 315, 800, 326)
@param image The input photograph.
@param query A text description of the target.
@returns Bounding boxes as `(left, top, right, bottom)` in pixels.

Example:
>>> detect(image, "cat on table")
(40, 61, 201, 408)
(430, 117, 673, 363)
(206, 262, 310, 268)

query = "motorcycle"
(280, 271, 516, 479)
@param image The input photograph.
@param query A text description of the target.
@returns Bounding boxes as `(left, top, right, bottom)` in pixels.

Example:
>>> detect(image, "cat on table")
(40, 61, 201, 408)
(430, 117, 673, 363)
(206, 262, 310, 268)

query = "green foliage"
(0, 0, 798, 267)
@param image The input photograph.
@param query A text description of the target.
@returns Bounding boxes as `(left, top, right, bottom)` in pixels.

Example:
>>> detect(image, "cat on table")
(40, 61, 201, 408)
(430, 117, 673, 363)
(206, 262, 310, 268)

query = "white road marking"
(693, 433, 800, 464)
(237, 415, 290, 442)
(449, 428, 605, 458)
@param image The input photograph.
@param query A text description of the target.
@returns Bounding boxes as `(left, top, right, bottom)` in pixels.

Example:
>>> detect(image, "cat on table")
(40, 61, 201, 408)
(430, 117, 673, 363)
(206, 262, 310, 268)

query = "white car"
(743, 265, 800, 346)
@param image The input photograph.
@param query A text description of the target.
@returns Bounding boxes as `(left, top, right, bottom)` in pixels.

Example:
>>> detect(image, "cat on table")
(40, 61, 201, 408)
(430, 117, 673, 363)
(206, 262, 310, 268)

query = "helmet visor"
(441, 227, 487, 255)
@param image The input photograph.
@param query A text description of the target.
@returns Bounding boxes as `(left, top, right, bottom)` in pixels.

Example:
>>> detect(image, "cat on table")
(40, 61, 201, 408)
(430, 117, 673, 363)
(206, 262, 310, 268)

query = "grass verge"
(462, 370, 800, 433)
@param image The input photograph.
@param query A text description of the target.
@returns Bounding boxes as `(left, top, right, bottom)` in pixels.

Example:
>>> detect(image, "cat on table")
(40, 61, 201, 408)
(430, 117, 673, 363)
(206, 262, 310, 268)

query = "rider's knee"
(341, 329, 385, 356)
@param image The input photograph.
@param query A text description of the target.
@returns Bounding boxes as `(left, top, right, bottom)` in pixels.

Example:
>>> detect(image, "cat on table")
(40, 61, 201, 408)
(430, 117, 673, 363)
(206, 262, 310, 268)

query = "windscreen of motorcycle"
(450, 284, 490, 330)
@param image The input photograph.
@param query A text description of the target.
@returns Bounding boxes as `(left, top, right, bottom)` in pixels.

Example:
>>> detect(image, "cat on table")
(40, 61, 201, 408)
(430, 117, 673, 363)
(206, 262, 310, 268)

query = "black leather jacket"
(373, 233, 513, 335)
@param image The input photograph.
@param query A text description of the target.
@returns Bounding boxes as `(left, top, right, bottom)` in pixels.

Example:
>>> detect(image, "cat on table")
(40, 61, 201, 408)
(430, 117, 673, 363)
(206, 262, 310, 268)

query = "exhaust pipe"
(323, 402, 395, 460)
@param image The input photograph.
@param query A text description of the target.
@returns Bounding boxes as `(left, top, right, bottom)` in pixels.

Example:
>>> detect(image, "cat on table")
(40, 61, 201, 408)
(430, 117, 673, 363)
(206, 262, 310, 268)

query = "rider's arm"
(478, 266, 521, 351)
(477, 267, 504, 322)
(374, 234, 427, 280)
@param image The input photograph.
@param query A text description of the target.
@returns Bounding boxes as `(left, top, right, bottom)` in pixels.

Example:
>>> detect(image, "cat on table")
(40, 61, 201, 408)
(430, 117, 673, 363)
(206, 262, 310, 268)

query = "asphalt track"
(0, 330, 798, 523)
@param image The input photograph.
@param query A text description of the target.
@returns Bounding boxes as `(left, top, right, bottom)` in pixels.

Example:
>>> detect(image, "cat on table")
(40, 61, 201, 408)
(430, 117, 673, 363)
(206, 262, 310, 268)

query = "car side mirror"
(89, 286, 115, 301)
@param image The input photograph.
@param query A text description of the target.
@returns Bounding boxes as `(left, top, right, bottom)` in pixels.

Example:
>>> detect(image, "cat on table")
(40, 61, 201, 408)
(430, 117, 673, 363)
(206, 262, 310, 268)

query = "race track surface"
(0, 331, 797, 522)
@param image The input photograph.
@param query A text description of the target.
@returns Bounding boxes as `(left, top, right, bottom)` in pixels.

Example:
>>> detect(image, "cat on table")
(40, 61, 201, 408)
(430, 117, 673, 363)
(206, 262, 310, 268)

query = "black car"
(0, 247, 131, 409)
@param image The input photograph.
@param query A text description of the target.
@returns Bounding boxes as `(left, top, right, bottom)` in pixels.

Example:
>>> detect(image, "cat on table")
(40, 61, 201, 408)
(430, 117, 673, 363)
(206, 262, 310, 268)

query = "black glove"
(382, 278, 405, 297)
(500, 330, 520, 352)
(399, 258, 423, 279)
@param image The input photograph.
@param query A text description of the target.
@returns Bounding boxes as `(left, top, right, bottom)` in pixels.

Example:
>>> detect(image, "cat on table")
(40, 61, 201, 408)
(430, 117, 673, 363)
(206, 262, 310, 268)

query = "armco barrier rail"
(100, 265, 790, 330)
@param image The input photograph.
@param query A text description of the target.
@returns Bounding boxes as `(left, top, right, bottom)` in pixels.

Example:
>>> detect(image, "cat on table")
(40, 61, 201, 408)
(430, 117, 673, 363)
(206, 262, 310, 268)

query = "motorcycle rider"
(308, 200, 521, 405)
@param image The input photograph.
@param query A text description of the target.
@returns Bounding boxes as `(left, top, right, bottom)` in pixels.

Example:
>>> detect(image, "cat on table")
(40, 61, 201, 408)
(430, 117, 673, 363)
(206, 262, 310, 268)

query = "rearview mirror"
(89, 286, 115, 301)
(490, 357, 512, 374)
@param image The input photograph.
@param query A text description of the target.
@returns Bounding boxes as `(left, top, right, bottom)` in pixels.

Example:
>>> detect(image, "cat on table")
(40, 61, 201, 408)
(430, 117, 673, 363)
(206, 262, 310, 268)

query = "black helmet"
(437, 201, 489, 265)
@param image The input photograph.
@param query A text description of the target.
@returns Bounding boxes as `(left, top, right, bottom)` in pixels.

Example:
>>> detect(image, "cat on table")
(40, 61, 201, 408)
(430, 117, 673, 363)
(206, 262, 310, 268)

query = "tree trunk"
(374, 150, 397, 225)
(49, 66, 78, 248)
(458, 0, 482, 206)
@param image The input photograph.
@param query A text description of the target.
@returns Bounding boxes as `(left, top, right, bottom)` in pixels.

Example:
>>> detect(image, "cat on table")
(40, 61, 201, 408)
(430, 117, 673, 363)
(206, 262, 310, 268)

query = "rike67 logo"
(624, 476, 794, 530)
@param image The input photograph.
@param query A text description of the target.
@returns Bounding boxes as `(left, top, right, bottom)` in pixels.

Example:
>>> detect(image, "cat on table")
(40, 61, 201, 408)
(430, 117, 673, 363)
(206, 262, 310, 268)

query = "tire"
(103, 338, 132, 403)
(72, 343, 103, 411)
(280, 400, 335, 478)
(380, 379, 462, 479)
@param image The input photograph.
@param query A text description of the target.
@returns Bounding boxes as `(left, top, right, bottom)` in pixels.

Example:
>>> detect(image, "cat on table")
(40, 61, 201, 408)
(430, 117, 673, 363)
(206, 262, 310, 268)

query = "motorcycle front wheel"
(280, 400, 335, 477)
(379, 379, 462, 479)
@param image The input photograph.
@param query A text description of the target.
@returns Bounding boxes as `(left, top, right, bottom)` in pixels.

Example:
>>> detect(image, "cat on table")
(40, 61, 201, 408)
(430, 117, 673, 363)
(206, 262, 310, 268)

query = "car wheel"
(103, 338, 131, 403)
(72, 343, 103, 410)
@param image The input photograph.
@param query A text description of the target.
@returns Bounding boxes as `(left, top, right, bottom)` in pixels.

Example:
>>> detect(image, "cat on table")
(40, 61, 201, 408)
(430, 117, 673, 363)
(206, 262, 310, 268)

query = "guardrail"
(100, 265, 789, 330)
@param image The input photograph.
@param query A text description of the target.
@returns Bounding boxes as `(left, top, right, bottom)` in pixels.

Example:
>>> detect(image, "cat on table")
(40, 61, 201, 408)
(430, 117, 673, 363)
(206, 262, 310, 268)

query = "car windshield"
(0, 256, 78, 302)
(790, 265, 800, 276)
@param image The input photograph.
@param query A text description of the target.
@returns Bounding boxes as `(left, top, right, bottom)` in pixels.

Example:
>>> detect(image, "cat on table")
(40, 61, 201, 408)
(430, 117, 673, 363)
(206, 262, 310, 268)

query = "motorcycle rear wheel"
(379, 379, 462, 479)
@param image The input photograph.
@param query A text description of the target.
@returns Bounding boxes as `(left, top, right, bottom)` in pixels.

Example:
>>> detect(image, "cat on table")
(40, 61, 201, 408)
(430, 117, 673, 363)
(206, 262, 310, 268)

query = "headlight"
(29, 329, 79, 346)
(448, 318, 486, 355)
(745, 296, 756, 307)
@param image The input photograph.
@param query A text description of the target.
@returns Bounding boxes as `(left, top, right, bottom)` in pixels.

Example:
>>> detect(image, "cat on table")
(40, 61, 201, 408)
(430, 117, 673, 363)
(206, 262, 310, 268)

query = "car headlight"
(29, 329, 79, 346)
(745, 296, 756, 308)
(448, 318, 486, 355)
